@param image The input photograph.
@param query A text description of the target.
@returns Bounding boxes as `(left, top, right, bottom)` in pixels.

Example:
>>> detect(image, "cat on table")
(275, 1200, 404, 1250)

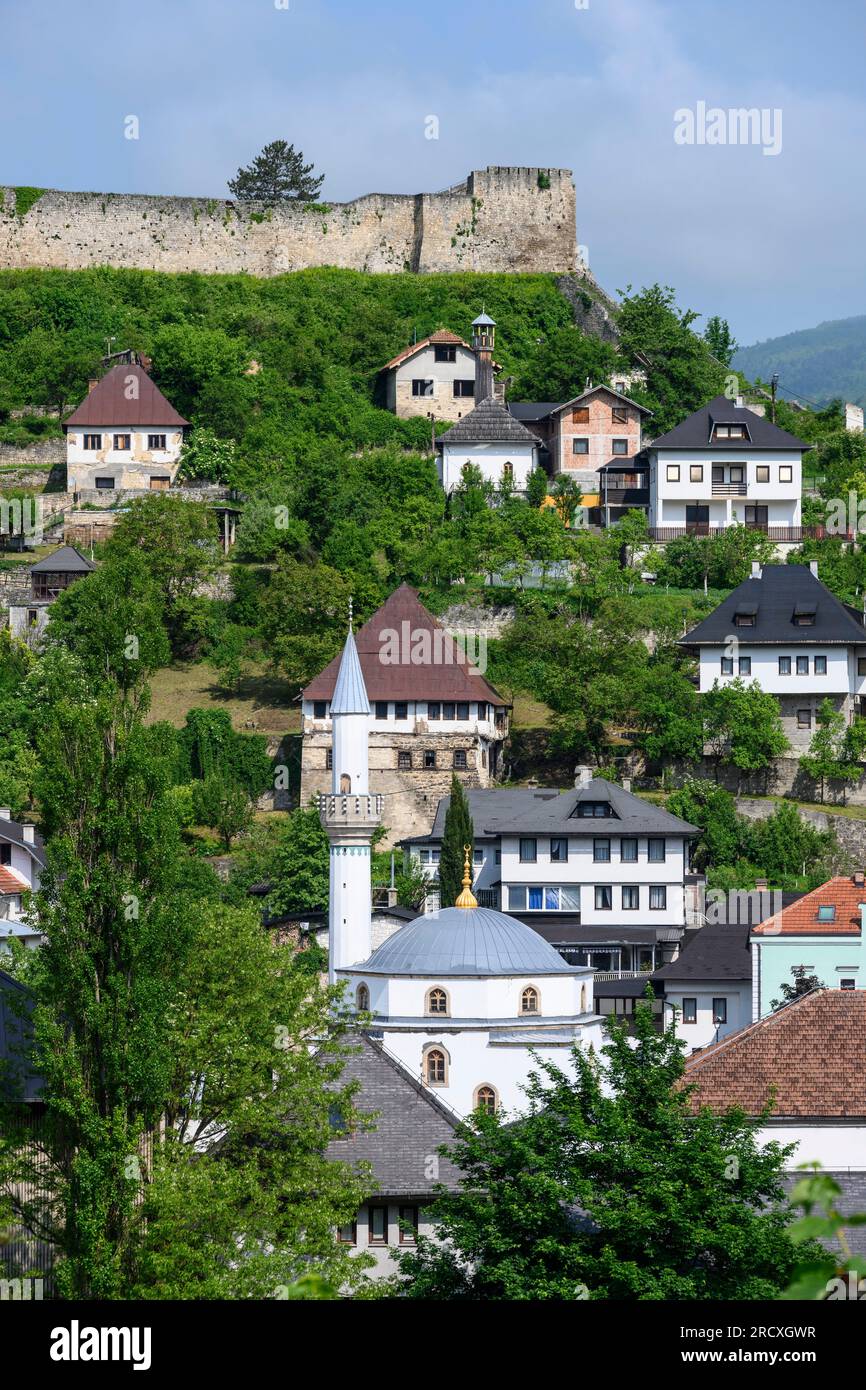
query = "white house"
(654, 920, 752, 1052)
(681, 561, 866, 750)
(64, 363, 189, 495)
(435, 395, 541, 495)
(646, 393, 811, 542)
(0, 809, 45, 952)
(379, 322, 501, 423)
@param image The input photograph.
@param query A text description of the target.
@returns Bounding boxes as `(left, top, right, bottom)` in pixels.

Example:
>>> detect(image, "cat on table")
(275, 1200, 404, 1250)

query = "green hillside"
(733, 314, 866, 409)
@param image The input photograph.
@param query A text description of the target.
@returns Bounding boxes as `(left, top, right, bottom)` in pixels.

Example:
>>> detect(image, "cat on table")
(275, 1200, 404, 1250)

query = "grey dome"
(353, 906, 579, 977)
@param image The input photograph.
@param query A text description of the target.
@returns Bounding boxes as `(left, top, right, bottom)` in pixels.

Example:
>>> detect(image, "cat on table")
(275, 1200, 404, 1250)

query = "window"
(521, 987, 540, 1014)
(734, 607, 756, 627)
(0, 844, 10, 865)
(756, 465, 770, 483)
(375, 701, 388, 720)
(595, 885, 613, 911)
(560, 886, 580, 910)
(95, 477, 115, 489)
(149, 476, 170, 490)
(368, 1205, 388, 1245)
(574, 801, 614, 818)
(650, 885, 667, 910)
(508, 885, 527, 910)
(313, 700, 327, 719)
(147, 434, 167, 450)
(780, 465, 793, 483)
(841, 979, 856, 991)
(550, 837, 568, 862)
(745, 505, 768, 528)
(593, 838, 611, 863)
(426, 987, 449, 1016)
(797, 708, 812, 729)
(612, 405, 628, 424)
(442, 702, 455, 720)
(721, 657, 734, 675)
(815, 655, 827, 675)
(794, 607, 816, 627)
(456, 702, 470, 721)
(412, 379, 434, 397)
(113, 433, 131, 450)
(729, 465, 744, 483)
(427, 702, 440, 720)
(340, 774, 351, 793)
(612, 439, 628, 455)
(738, 656, 751, 676)
(424, 750, 436, 769)
(621, 837, 638, 862)
(519, 838, 537, 863)
(83, 434, 102, 450)
(796, 656, 809, 675)
(572, 406, 589, 424)
(337, 1219, 357, 1245)
(398, 1206, 419, 1244)
(666, 464, 680, 482)
(453, 750, 467, 770)
(648, 839, 666, 862)
(690, 465, 703, 483)
(817, 905, 836, 922)
(473, 846, 484, 864)
(572, 437, 589, 455)
(326, 748, 333, 770)
(682, 997, 697, 1024)
(622, 885, 639, 911)
(27, 609, 37, 625)
(477, 702, 488, 721)
(356, 983, 370, 1011)
(453, 379, 475, 397)
(859, 658, 866, 677)
(614, 381, 627, 394)
(712, 998, 727, 1024)
(424, 1047, 447, 1085)
(713, 424, 747, 439)
(778, 656, 791, 675)
(473, 1086, 498, 1116)
(434, 345, 457, 363)
(395, 702, 408, 720)
(398, 751, 412, 770)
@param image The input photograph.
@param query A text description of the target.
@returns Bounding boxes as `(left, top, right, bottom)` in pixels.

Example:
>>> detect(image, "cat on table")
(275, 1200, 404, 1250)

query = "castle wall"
(0, 168, 576, 277)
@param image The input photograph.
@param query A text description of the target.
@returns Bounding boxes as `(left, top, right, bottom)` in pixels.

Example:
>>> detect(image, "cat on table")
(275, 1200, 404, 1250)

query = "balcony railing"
(710, 483, 747, 497)
(601, 473, 647, 490)
(648, 525, 835, 544)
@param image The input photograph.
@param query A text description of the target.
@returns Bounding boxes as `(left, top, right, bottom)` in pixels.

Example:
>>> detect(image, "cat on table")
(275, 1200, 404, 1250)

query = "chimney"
(750, 561, 762, 579)
(574, 764, 592, 789)
(87, 378, 99, 393)
(622, 777, 632, 793)
(854, 871, 865, 888)
(0, 808, 10, 821)
(755, 877, 768, 891)
(735, 395, 744, 408)
(809, 560, 819, 579)
(22, 825, 35, 843)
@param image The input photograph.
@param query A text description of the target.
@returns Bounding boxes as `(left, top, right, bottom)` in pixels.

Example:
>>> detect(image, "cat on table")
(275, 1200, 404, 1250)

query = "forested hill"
(733, 314, 866, 409)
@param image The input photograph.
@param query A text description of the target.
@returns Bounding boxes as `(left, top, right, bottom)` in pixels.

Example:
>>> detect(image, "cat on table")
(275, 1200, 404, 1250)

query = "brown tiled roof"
(684, 990, 866, 1117)
(752, 875, 865, 936)
(64, 365, 189, 429)
(303, 584, 506, 704)
(0, 866, 29, 895)
(381, 329, 470, 371)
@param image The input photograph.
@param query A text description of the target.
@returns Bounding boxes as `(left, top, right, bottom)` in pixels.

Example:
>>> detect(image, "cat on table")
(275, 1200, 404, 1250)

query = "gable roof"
(549, 384, 652, 416)
(29, 545, 95, 575)
(414, 781, 698, 840)
(64, 364, 189, 429)
(684, 989, 866, 1117)
(302, 584, 506, 705)
(653, 920, 751, 982)
(681, 565, 866, 647)
(752, 875, 865, 937)
(380, 328, 473, 372)
(0, 815, 46, 868)
(436, 395, 541, 448)
(649, 394, 810, 451)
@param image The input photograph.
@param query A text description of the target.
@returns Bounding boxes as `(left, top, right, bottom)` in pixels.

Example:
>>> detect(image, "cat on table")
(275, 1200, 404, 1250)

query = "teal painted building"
(751, 876, 866, 1019)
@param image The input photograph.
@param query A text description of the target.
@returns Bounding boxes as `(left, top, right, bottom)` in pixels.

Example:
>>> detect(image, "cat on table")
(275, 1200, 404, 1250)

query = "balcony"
(648, 525, 827, 544)
(710, 483, 747, 497)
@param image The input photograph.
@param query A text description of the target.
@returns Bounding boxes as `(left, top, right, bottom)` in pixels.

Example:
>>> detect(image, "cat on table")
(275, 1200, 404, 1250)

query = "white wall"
(438, 442, 536, 493)
(649, 447, 802, 529)
(759, 1123, 866, 1171)
(697, 646, 859, 697)
(662, 980, 752, 1051)
(67, 426, 183, 490)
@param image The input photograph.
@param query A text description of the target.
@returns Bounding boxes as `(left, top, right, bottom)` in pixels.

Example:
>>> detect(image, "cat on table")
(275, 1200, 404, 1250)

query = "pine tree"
(438, 774, 474, 909)
(228, 141, 324, 202)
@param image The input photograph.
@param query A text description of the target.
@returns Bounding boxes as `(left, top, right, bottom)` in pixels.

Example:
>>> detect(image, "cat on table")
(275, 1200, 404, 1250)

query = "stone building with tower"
(301, 585, 510, 845)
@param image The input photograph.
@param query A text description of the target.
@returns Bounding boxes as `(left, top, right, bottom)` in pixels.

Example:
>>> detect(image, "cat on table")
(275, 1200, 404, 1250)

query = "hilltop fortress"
(0, 167, 577, 277)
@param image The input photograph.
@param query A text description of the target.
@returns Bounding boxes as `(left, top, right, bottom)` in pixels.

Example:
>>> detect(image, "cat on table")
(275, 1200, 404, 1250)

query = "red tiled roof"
(684, 990, 866, 1117)
(381, 329, 470, 371)
(303, 584, 506, 704)
(64, 365, 189, 429)
(0, 866, 29, 895)
(752, 875, 864, 936)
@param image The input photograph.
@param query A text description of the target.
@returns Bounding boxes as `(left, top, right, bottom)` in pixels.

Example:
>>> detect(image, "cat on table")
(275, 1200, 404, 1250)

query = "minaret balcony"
(319, 792, 383, 829)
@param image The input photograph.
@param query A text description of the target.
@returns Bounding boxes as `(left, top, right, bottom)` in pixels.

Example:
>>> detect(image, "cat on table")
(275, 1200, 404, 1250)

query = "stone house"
(64, 363, 189, 495)
(379, 314, 503, 423)
(3, 545, 95, 649)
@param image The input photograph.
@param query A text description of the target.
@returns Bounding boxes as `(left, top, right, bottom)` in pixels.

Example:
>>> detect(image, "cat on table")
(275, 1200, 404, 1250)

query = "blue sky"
(1, 0, 864, 345)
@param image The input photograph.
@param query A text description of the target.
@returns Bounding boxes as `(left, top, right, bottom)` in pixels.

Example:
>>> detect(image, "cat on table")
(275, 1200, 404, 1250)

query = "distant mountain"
(732, 315, 866, 409)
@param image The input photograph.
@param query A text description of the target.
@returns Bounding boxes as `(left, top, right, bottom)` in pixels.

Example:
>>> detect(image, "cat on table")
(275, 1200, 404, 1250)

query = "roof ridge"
(684, 986, 827, 1071)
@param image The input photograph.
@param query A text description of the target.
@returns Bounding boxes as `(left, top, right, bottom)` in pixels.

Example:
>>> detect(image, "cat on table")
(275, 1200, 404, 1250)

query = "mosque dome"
(352, 905, 579, 977)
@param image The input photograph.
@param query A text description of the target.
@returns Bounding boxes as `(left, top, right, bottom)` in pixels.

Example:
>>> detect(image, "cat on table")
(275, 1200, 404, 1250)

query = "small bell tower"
(471, 311, 496, 403)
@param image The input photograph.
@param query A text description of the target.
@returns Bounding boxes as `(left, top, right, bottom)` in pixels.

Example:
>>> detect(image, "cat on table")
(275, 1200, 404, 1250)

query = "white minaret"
(320, 611, 382, 984)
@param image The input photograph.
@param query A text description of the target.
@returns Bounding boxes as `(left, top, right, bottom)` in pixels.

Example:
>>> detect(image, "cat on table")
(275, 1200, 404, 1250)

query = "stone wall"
(0, 168, 577, 278)
(736, 797, 866, 868)
(0, 439, 65, 472)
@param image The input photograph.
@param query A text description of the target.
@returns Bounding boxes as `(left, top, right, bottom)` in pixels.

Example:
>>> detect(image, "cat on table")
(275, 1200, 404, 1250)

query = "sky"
(1, 0, 864, 346)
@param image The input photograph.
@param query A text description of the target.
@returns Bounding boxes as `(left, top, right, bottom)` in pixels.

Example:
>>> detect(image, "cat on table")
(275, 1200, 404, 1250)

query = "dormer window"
(573, 801, 616, 818)
(817, 905, 836, 922)
(793, 604, 816, 627)
(712, 423, 748, 440)
(734, 605, 757, 628)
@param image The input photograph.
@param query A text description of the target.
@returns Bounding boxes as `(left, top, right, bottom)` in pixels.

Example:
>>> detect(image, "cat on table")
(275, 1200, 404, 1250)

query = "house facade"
(545, 385, 649, 479)
(64, 363, 189, 495)
(301, 585, 510, 845)
(751, 874, 866, 1020)
(0, 809, 45, 952)
(654, 920, 752, 1051)
(435, 395, 541, 494)
(646, 393, 811, 543)
(380, 326, 499, 423)
(5, 545, 95, 649)
(681, 562, 866, 751)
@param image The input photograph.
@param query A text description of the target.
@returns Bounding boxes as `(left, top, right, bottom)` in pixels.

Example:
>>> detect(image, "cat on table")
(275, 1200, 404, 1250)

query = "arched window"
(474, 1084, 498, 1115)
(425, 986, 449, 1016)
(340, 773, 352, 793)
(580, 983, 587, 1012)
(424, 1047, 448, 1086)
(356, 983, 370, 1012)
(521, 986, 540, 1015)
(503, 461, 513, 479)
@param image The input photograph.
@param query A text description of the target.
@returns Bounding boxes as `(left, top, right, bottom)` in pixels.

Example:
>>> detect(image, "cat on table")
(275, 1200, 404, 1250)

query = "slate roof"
(303, 584, 506, 705)
(683, 989, 866, 1117)
(0, 816, 46, 869)
(518, 918, 681, 947)
(752, 875, 865, 937)
(548, 384, 652, 416)
(324, 1033, 460, 1197)
(436, 395, 541, 447)
(653, 920, 751, 982)
(508, 402, 562, 422)
(415, 782, 698, 839)
(0, 971, 42, 1103)
(64, 364, 189, 429)
(681, 565, 866, 647)
(29, 545, 95, 575)
(330, 628, 371, 716)
(351, 905, 587, 977)
(649, 394, 810, 451)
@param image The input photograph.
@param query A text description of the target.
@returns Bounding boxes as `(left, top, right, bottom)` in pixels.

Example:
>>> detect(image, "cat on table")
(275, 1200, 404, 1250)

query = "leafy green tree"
(748, 801, 837, 887)
(551, 474, 583, 526)
(192, 774, 253, 850)
(397, 1002, 817, 1299)
(703, 316, 739, 366)
(667, 779, 745, 872)
(703, 678, 789, 782)
(176, 427, 238, 484)
(259, 556, 357, 692)
(395, 857, 433, 911)
(266, 804, 330, 918)
(617, 284, 728, 435)
(525, 467, 550, 509)
(177, 708, 272, 796)
(783, 1168, 866, 1300)
(439, 775, 473, 910)
(633, 664, 703, 764)
(799, 698, 866, 803)
(151, 324, 250, 423)
(509, 324, 618, 403)
(11, 327, 102, 416)
(770, 965, 825, 1012)
(228, 141, 324, 202)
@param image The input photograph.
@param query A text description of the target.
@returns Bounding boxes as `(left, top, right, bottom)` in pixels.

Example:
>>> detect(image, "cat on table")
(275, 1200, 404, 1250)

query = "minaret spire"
(455, 844, 478, 910)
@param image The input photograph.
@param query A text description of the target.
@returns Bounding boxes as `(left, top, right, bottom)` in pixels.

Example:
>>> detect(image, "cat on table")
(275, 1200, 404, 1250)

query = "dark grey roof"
(0, 816, 46, 868)
(653, 920, 751, 983)
(324, 1034, 460, 1197)
(593, 976, 661, 998)
(681, 565, 866, 647)
(29, 546, 95, 575)
(783, 1172, 866, 1258)
(649, 394, 810, 451)
(0, 972, 43, 1103)
(507, 402, 562, 422)
(418, 782, 698, 840)
(518, 917, 679, 947)
(353, 905, 585, 977)
(437, 395, 541, 447)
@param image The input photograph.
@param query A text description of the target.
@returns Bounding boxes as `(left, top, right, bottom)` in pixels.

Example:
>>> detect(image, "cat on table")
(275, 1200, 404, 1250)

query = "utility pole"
(770, 373, 779, 424)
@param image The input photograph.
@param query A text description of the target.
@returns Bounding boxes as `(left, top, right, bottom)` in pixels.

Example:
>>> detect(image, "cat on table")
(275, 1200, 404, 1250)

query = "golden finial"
(455, 843, 478, 910)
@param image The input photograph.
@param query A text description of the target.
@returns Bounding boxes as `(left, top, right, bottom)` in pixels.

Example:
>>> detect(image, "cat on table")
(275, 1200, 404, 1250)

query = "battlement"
(0, 168, 577, 277)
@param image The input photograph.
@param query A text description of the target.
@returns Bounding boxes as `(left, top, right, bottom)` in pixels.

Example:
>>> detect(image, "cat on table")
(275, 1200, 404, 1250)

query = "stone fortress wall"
(0, 167, 577, 277)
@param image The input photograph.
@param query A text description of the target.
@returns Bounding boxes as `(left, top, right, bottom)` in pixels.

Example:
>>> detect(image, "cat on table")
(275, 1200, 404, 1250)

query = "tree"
(799, 699, 866, 803)
(770, 965, 825, 1012)
(395, 857, 433, 911)
(439, 775, 473, 910)
(228, 141, 324, 202)
(667, 779, 746, 872)
(176, 427, 238, 484)
(703, 316, 739, 366)
(525, 467, 550, 509)
(633, 664, 704, 765)
(703, 679, 789, 783)
(266, 804, 330, 919)
(509, 324, 618, 403)
(551, 474, 583, 526)
(616, 284, 728, 436)
(397, 1001, 818, 1299)
(192, 774, 253, 851)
